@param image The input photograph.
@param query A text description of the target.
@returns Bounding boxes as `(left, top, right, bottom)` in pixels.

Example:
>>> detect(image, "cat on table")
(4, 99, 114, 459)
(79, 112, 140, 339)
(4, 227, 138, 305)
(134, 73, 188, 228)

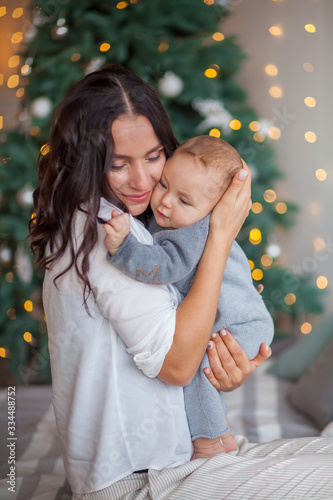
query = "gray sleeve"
(107, 218, 208, 286)
(213, 241, 275, 360)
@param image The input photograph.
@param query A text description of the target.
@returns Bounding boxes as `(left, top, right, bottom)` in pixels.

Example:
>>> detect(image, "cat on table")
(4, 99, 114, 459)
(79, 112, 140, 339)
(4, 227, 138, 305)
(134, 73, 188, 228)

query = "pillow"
(267, 313, 333, 381)
(287, 338, 333, 429)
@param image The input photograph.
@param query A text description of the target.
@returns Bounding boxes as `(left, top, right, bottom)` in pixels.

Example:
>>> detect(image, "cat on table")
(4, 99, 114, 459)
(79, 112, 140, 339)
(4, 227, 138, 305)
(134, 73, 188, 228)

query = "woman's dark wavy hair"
(29, 64, 179, 304)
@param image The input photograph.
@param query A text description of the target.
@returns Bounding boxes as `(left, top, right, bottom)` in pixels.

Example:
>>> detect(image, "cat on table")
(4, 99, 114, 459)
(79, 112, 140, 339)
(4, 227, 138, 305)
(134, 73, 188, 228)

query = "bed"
(0, 352, 333, 500)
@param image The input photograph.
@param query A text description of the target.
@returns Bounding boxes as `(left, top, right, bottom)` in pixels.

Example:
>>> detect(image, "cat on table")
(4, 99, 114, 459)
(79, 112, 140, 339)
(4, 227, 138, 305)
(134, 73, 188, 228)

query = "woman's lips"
(123, 191, 150, 203)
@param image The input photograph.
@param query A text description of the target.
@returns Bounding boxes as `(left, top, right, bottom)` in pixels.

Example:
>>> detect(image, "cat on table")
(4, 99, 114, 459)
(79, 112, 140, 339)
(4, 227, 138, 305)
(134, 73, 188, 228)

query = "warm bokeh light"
(40, 144, 50, 155)
(204, 0, 215, 5)
(263, 189, 277, 203)
(0, 116, 3, 129)
(23, 331, 33, 343)
(30, 126, 40, 136)
(315, 168, 327, 181)
(209, 128, 221, 138)
(285, 293, 296, 305)
(21, 65, 31, 75)
(100, 43, 110, 52)
(261, 254, 273, 267)
(157, 42, 169, 53)
(8, 55, 20, 68)
(316, 275, 328, 289)
(0, 347, 7, 358)
(301, 322, 312, 334)
(11, 32, 23, 44)
(276, 202, 287, 214)
(204, 68, 218, 78)
(116, 1, 128, 8)
(0, 6, 6, 16)
(303, 62, 314, 72)
(248, 260, 255, 271)
(253, 132, 265, 143)
(269, 86, 283, 98)
(6, 272, 13, 283)
(71, 53, 81, 62)
(229, 119, 241, 130)
(7, 75, 19, 88)
(304, 96, 316, 107)
(0, 74, 3, 85)
(269, 26, 283, 36)
(251, 202, 263, 214)
(7, 308, 16, 320)
(304, 131, 317, 143)
(249, 121, 260, 131)
(305, 24, 316, 33)
(313, 237, 326, 251)
(268, 126, 281, 140)
(265, 64, 278, 76)
(252, 268, 264, 281)
(24, 300, 33, 312)
(12, 7, 23, 18)
(249, 228, 262, 245)
(212, 32, 224, 41)
(308, 202, 320, 215)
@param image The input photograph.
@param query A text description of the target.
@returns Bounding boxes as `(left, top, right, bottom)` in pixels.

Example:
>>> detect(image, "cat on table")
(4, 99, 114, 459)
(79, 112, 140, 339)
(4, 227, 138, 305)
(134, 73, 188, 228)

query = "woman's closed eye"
(146, 153, 161, 162)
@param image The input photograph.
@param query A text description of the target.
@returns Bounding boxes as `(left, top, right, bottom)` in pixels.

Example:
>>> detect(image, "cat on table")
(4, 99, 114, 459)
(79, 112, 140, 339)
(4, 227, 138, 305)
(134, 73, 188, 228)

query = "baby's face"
(150, 154, 222, 229)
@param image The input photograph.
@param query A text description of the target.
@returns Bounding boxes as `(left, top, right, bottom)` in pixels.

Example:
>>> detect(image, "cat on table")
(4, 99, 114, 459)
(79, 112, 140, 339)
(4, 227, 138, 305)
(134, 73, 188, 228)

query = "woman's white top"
(43, 198, 192, 495)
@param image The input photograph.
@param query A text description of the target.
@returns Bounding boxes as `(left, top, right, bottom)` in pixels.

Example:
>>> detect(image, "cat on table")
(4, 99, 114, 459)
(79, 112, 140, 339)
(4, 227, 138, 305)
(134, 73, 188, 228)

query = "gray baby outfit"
(108, 214, 274, 440)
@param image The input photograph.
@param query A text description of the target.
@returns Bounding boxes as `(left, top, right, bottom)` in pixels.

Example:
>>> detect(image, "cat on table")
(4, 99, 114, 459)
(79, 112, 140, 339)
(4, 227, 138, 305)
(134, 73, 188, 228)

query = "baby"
(104, 135, 274, 459)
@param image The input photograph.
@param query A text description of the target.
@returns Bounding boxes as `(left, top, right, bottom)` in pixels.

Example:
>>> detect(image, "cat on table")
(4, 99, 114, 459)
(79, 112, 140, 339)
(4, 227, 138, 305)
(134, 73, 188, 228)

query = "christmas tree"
(0, 0, 325, 383)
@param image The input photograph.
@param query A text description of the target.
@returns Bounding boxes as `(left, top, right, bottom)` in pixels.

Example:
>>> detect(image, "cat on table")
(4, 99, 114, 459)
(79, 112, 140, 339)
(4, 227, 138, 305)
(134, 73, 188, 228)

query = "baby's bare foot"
(221, 431, 238, 453)
(191, 436, 227, 460)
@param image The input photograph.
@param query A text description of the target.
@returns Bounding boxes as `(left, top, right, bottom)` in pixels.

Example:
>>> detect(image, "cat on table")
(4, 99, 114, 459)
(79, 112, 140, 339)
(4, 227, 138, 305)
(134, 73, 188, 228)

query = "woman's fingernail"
(211, 332, 217, 338)
(208, 341, 214, 350)
(264, 343, 269, 353)
(237, 169, 248, 180)
(204, 367, 210, 375)
(220, 329, 227, 336)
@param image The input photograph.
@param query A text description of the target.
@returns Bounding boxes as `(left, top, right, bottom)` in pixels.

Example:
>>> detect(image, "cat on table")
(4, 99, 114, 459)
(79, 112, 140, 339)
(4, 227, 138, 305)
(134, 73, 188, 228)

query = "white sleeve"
(89, 225, 179, 378)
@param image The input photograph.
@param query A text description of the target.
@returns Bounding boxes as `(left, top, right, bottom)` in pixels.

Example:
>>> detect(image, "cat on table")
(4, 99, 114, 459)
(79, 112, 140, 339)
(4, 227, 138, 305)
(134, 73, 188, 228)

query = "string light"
(301, 322, 312, 334)
(315, 169, 327, 181)
(305, 24, 316, 33)
(265, 64, 278, 76)
(304, 131, 317, 143)
(261, 254, 273, 267)
(269, 86, 283, 98)
(116, 1, 128, 8)
(248, 260, 255, 271)
(24, 300, 33, 312)
(100, 43, 110, 52)
(204, 68, 218, 78)
(276, 202, 287, 214)
(304, 96, 316, 107)
(285, 293, 296, 305)
(249, 121, 260, 131)
(229, 119, 241, 130)
(249, 228, 262, 245)
(212, 32, 224, 42)
(209, 128, 220, 138)
(269, 26, 283, 37)
(263, 189, 277, 203)
(0, 347, 8, 358)
(23, 332, 33, 343)
(316, 276, 328, 289)
(251, 202, 263, 214)
(252, 269, 263, 281)
(253, 132, 265, 143)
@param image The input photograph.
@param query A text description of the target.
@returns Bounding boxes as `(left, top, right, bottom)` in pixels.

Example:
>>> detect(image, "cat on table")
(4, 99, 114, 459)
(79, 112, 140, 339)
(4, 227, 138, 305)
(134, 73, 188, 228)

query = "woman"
(29, 64, 286, 498)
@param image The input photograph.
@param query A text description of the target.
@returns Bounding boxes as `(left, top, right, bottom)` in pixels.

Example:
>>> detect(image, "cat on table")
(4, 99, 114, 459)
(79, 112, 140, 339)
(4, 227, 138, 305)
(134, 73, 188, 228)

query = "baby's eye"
(180, 198, 190, 206)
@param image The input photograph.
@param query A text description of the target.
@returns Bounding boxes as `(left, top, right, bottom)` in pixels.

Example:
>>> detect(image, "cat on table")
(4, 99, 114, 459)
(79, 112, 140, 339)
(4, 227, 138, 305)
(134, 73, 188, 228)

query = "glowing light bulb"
(304, 131, 317, 143)
(23, 332, 33, 343)
(100, 43, 110, 52)
(204, 68, 218, 78)
(301, 322, 312, 334)
(265, 64, 278, 76)
(315, 169, 327, 181)
(209, 128, 221, 138)
(24, 300, 33, 312)
(116, 1, 128, 8)
(304, 96, 316, 107)
(249, 228, 262, 245)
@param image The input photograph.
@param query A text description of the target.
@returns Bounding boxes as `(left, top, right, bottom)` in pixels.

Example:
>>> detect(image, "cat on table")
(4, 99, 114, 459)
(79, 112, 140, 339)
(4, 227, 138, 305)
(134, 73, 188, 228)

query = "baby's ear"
(256, 284, 264, 294)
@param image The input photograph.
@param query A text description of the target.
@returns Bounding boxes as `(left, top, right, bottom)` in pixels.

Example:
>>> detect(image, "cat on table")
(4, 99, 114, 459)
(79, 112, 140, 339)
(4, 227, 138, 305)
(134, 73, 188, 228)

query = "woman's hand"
(210, 161, 252, 243)
(203, 329, 272, 391)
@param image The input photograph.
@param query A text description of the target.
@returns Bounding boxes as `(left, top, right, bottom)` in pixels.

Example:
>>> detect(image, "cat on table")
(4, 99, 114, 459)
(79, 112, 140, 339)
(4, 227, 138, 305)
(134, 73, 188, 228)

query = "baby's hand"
(103, 209, 130, 255)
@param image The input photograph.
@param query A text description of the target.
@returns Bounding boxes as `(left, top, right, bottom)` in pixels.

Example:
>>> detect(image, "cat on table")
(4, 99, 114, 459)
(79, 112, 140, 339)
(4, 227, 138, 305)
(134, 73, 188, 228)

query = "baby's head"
(151, 135, 243, 229)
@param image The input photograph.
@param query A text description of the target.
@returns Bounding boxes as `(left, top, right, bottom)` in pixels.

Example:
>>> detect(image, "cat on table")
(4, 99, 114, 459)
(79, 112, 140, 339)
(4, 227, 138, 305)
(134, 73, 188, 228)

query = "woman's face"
(107, 114, 166, 216)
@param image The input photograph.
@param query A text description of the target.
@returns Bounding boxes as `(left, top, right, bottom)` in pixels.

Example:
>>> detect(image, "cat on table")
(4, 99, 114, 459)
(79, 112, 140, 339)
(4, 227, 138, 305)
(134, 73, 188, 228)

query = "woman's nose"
(130, 163, 151, 190)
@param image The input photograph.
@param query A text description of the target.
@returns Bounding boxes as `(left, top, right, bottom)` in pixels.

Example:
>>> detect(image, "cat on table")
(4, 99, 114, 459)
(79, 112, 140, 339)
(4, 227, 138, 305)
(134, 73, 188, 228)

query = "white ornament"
(16, 184, 34, 208)
(31, 97, 53, 118)
(15, 245, 33, 283)
(266, 243, 281, 258)
(0, 247, 12, 264)
(192, 98, 233, 134)
(85, 57, 106, 75)
(158, 72, 184, 98)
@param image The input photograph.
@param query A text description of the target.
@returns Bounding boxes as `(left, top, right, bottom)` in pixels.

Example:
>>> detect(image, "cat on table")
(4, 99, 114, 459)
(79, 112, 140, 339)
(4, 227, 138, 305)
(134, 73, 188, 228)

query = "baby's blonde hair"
(173, 135, 242, 194)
